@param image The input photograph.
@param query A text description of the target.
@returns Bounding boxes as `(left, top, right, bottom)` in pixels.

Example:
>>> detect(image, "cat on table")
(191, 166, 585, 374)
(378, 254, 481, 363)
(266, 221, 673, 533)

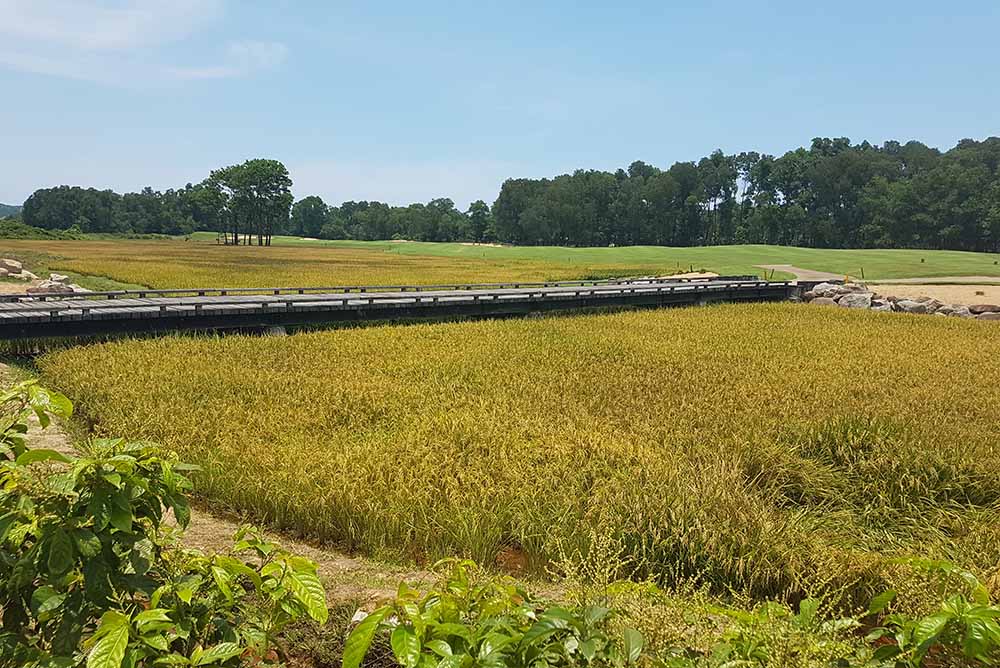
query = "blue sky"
(1, 0, 998, 208)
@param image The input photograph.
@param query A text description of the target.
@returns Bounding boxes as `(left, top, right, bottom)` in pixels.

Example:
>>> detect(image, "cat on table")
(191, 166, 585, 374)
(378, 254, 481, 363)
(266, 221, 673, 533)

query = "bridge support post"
(264, 325, 288, 337)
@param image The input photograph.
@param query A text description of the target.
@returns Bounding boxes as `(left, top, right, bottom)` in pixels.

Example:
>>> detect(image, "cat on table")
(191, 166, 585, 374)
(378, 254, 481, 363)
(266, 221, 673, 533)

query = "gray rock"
(26, 280, 74, 295)
(802, 290, 817, 300)
(810, 297, 839, 306)
(0, 258, 23, 273)
(871, 299, 893, 312)
(838, 292, 873, 309)
(0, 268, 7, 278)
(895, 299, 929, 314)
(969, 304, 1000, 315)
(949, 306, 973, 318)
(810, 282, 843, 298)
(68, 284, 90, 294)
(15, 270, 37, 281)
(977, 312, 1000, 321)
(49, 273, 69, 283)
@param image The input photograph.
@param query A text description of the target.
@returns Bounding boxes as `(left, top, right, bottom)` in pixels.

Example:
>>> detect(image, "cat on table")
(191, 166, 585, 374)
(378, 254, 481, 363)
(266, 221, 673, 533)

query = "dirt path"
(755, 264, 845, 281)
(872, 284, 1000, 305)
(2, 364, 431, 606)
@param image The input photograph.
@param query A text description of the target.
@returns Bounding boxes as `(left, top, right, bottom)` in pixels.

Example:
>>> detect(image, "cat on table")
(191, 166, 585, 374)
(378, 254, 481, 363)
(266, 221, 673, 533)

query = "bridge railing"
(0, 280, 792, 317)
(0, 275, 763, 303)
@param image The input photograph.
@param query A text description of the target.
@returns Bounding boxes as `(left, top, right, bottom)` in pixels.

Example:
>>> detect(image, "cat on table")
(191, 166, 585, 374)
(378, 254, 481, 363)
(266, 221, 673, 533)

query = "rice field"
(38, 303, 1000, 604)
(0, 240, 663, 289)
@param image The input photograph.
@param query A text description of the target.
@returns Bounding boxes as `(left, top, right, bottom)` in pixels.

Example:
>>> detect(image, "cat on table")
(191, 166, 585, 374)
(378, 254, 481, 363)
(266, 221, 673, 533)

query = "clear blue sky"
(2, 0, 998, 208)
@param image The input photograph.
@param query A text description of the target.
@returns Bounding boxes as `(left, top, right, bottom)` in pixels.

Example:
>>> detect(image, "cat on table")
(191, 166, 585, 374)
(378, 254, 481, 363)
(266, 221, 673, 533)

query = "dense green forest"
(0, 203, 21, 218)
(11, 136, 1000, 251)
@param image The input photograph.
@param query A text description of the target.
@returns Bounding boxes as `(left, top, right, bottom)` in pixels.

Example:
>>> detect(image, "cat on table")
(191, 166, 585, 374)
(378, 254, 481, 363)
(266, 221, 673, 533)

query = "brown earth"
(872, 284, 1000, 305)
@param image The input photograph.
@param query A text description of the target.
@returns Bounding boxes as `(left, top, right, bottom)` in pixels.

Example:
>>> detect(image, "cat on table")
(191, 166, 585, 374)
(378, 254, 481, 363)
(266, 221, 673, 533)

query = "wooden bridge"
(0, 276, 794, 339)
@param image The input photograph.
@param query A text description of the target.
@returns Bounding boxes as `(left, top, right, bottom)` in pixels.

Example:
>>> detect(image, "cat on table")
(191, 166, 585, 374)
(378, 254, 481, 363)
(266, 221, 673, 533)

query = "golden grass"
(38, 303, 1000, 603)
(0, 239, 657, 289)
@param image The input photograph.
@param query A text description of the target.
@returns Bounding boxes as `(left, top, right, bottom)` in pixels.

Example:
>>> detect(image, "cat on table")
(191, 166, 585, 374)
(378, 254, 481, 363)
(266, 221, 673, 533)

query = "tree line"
(16, 136, 1000, 251)
(20, 159, 292, 246)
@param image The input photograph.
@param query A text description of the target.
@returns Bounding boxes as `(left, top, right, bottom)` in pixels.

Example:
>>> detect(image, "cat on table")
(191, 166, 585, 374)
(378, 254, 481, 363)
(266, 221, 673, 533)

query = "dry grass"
(38, 303, 1000, 604)
(0, 239, 656, 289)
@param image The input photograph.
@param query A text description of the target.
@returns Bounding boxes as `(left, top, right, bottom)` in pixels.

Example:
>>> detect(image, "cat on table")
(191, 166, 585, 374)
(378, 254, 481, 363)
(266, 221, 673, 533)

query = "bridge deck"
(0, 277, 793, 339)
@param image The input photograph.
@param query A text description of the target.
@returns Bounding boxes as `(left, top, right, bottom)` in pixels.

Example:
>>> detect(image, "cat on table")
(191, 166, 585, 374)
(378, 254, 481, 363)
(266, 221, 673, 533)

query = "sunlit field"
(0, 239, 670, 289)
(40, 303, 1000, 605)
(3, 238, 1000, 291)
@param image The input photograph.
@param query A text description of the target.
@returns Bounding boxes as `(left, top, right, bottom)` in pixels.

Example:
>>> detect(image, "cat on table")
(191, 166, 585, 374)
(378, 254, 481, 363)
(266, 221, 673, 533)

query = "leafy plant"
(867, 560, 1000, 666)
(0, 380, 328, 668)
(343, 559, 644, 668)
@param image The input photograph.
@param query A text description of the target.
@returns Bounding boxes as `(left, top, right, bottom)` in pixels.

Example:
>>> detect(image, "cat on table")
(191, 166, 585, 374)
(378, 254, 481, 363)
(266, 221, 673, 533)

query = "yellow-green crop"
(39, 303, 1000, 603)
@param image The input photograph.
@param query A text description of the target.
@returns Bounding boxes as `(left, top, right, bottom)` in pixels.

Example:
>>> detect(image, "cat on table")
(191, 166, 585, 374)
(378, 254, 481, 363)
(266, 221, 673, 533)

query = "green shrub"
(0, 380, 328, 667)
(343, 559, 645, 668)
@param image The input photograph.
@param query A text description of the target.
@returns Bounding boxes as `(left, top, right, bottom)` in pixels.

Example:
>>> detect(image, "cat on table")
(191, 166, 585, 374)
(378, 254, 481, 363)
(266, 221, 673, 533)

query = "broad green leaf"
(913, 612, 950, 645)
(623, 628, 644, 664)
(109, 493, 132, 533)
(392, 626, 422, 668)
(16, 449, 72, 466)
(31, 585, 66, 619)
(867, 590, 897, 616)
(48, 527, 76, 575)
(195, 642, 243, 665)
(171, 495, 191, 530)
(87, 614, 130, 668)
(210, 566, 234, 602)
(74, 528, 102, 558)
(583, 606, 610, 626)
(343, 607, 391, 668)
(286, 565, 328, 624)
(426, 640, 453, 657)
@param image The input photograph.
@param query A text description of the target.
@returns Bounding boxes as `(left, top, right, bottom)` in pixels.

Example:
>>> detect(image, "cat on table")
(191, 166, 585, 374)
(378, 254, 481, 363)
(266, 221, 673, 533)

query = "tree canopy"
(15, 136, 1000, 251)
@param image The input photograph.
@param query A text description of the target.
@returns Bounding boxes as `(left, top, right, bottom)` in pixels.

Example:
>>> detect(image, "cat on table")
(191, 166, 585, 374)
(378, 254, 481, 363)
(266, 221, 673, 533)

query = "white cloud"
(0, 1, 286, 84)
(0, 0, 222, 50)
(167, 41, 289, 80)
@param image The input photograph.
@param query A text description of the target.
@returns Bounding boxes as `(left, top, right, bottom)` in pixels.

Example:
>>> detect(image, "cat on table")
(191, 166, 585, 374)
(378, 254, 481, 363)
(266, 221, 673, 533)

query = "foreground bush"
(344, 559, 645, 668)
(0, 381, 328, 668)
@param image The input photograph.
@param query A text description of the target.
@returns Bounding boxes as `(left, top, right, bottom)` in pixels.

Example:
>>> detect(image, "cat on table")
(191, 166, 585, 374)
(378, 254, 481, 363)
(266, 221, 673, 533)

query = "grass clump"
(38, 303, 1000, 605)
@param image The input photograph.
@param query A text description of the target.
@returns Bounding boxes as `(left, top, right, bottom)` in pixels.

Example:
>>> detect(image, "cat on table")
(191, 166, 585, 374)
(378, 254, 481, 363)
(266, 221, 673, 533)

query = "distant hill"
(0, 203, 22, 218)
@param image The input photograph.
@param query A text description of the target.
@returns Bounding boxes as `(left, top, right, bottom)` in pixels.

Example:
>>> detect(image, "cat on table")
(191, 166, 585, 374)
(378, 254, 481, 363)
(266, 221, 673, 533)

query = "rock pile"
(25, 273, 90, 296)
(802, 282, 996, 320)
(0, 258, 37, 281)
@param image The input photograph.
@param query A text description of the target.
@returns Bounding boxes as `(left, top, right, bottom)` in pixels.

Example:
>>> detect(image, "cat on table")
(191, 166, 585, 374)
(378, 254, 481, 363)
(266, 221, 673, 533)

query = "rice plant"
(38, 303, 1000, 604)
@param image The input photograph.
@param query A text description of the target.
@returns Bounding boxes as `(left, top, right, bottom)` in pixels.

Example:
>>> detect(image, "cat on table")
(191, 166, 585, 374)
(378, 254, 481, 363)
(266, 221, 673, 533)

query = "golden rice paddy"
(38, 302, 1000, 602)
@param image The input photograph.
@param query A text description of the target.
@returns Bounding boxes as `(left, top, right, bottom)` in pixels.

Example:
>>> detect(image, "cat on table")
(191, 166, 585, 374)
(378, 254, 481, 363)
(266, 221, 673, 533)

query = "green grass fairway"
(186, 233, 1000, 281)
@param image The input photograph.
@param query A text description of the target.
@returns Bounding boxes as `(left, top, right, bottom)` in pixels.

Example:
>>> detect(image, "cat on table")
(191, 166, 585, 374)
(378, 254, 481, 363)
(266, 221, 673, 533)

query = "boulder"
(977, 312, 1000, 321)
(26, 280, 74, 295)
(871, 300, 893, 312)
(16, 270, 37, 281)
(969, 304, 1000, 315)
(935, 305, 955, 316)
(810, 297, 839, 306)
(838, 292, 873, 309)
(949, 306, 973, 318)
(895, 299, 929, 314)
(0, 268, 7, 278)
(810, 282, 841, 298)
(802, 290, 817, 300)
(68, 284, 91, 294)
(49, 273, 69, 283)
(0, 258, 23, 273)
